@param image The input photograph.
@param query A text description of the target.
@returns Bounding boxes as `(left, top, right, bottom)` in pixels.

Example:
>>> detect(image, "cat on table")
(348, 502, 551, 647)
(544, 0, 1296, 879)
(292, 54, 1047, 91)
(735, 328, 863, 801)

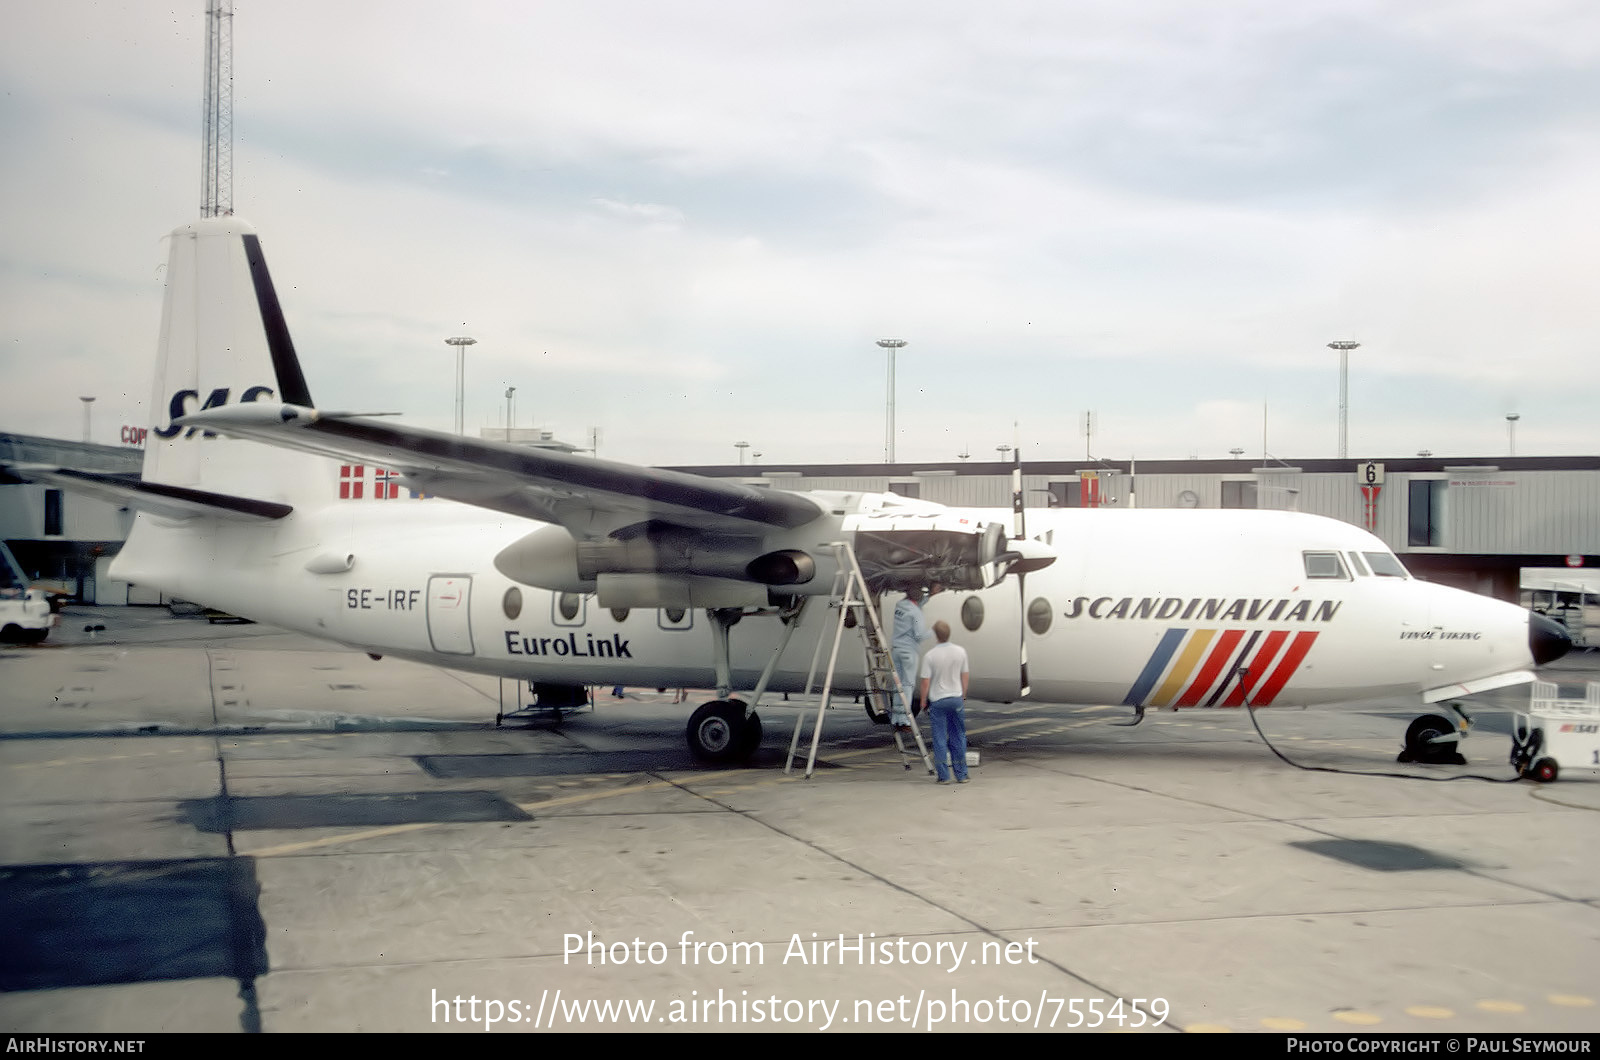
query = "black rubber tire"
(1403, 714, 1457, 763)
(686, 699, 756, 764)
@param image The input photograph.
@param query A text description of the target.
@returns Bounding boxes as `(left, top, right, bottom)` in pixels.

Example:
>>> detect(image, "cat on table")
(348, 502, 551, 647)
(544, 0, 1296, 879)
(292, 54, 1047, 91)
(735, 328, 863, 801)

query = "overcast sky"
(3, 1, 1598, 467)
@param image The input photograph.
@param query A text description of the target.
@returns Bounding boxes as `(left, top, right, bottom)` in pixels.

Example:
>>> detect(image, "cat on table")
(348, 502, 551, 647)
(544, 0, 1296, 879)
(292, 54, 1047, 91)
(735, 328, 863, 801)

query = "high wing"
(175, 401, 822, 540)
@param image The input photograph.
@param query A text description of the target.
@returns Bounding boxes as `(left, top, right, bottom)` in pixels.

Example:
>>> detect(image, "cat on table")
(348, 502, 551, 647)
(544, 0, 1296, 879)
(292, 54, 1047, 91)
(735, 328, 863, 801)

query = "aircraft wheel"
(1402, 714, 1458, 764)
(686, 699, 755, 764)
(1529, 757, 1560, 783)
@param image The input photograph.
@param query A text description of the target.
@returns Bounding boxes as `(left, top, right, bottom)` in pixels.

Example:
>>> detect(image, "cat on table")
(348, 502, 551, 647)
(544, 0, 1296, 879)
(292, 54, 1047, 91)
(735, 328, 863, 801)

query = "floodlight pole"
(1327, 341, 1360, 459)
(445, 336, 476, 436)
(877, 338, 907, 463)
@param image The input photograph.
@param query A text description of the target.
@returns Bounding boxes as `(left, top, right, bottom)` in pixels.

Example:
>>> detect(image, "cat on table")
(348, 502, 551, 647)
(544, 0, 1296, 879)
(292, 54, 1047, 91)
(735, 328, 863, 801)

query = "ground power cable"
(1236, 664, 1528, 784)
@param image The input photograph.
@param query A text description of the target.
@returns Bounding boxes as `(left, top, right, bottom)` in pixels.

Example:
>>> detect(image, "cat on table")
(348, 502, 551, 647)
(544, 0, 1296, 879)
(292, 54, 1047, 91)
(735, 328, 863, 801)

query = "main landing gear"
(686, 699, 763, 764)
(1397, 704, 1470, 765)
(682, 602, 805, 764)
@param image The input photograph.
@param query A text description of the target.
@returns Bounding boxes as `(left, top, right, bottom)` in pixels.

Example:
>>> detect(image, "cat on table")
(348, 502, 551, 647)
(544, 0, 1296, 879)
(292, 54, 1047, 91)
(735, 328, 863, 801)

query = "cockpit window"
(1363, 551, 1409, 578)
(1303, 551, 1349, 579)
(1347, 551, 1370, 576)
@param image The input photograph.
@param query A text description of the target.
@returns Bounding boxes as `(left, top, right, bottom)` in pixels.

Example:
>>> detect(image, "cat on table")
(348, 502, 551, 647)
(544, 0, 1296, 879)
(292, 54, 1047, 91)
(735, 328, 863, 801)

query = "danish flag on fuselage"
(339, 465, 403, 499)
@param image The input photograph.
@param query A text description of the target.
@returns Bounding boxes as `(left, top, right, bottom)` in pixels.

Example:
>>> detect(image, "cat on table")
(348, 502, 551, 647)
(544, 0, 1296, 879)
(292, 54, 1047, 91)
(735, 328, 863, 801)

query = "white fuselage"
(109, 497, 1539, 711)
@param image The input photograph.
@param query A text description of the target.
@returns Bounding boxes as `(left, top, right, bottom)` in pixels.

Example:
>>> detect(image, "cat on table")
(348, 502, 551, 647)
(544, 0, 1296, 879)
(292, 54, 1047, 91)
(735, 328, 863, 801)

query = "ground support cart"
(1511, 681, 1600, 782)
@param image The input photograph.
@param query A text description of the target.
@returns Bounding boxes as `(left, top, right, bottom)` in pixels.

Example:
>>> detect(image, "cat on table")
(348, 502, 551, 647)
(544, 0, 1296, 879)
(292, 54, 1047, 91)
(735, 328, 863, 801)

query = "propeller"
(1012, 448, 1030, 698)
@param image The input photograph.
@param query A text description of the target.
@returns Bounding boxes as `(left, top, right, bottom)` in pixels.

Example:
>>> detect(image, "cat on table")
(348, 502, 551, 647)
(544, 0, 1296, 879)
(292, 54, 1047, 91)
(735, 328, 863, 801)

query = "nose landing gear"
(1397, 705, 1469, 765)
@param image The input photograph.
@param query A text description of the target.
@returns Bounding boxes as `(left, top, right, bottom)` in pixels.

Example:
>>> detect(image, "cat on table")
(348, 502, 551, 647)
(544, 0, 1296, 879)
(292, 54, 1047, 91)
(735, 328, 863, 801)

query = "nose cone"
(1529, 612, 1573, 665)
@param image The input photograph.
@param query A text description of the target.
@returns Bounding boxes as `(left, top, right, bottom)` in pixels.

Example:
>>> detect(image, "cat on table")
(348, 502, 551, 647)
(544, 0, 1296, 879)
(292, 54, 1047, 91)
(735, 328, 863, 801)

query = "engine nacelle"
(494, 524, 817, 594)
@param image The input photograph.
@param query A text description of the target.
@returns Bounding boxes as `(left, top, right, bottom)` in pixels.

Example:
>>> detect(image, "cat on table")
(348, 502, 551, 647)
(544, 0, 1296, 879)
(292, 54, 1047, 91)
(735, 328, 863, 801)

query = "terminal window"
(44, 489, 63, 536)
(1047, 481, 1081, 507)
(1408, 479, 1445, 547)
(1221, 481, 1257, 509)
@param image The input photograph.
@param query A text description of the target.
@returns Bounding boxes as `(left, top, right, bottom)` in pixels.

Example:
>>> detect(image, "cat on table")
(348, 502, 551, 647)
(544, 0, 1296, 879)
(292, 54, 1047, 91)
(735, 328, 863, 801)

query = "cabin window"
(502, 587, 523, 619)
(610, 608, 629, 623)
(1302, 552, 1349, 580)
(960, 596, 984, 632)
(1347, 551, 1369, 576)
(555, 592, 583, 623)
(1363, 551, 1409, 578)
(1026, 597, 1053, 635)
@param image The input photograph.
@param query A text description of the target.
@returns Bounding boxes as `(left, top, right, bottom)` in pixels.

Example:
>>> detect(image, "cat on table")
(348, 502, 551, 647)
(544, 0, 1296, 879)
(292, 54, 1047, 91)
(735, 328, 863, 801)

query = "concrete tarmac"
(2, 606, 1597, 1034)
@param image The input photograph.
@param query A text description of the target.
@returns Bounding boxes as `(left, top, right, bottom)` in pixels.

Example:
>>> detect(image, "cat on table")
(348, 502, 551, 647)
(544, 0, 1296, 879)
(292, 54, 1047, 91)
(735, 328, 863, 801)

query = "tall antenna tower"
(201, 0, 234, 217)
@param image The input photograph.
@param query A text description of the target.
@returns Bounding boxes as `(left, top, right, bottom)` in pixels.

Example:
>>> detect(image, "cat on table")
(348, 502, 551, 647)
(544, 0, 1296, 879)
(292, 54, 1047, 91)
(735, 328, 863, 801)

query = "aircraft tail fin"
(142, 217, 326, 505)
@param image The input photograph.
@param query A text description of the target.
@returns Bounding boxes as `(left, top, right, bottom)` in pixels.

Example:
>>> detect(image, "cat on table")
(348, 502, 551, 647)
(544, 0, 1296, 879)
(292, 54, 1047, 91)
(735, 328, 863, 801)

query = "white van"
(0, 541, 55, 643)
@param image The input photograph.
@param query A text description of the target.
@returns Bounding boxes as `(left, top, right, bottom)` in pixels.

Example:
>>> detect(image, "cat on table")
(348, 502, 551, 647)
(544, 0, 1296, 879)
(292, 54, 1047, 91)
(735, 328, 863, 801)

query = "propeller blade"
(1013, 445, 1030, 697)
(1018, 569, 1031, 698)
(1011, 455, 1026, 541)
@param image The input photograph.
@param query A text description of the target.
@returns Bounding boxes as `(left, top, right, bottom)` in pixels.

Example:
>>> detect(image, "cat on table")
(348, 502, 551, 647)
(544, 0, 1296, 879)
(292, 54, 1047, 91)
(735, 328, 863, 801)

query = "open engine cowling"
(842, 510, 1009, 592)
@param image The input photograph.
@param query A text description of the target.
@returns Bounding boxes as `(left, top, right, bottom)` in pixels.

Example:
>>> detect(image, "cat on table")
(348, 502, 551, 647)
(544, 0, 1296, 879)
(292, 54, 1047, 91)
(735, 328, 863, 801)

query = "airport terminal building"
(2, 430, 1596, 608)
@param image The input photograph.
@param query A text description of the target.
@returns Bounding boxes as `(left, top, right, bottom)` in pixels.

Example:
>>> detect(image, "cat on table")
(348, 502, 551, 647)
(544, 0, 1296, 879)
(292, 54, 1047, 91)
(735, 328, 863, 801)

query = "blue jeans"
(929, 696, 968, 781)
(891, 646, 919, 725)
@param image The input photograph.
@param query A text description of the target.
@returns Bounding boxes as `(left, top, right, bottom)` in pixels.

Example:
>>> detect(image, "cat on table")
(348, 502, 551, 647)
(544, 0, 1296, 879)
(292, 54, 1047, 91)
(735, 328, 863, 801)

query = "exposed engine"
(844, 518, 1010, 592)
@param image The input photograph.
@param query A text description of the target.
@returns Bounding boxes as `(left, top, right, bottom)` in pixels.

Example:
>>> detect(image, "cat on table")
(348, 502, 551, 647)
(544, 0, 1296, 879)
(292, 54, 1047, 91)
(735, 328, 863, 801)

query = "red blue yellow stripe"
(1123, 628, 1319, 709)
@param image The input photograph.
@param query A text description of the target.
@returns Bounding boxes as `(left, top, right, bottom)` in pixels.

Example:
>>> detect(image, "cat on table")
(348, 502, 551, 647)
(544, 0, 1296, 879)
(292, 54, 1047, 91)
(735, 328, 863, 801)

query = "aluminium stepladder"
(785, 541, 935, 779)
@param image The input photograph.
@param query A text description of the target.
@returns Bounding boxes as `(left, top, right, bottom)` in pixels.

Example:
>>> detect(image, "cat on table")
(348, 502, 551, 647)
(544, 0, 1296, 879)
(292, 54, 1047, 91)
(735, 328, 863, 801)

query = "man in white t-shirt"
(917, 619, 970, 784)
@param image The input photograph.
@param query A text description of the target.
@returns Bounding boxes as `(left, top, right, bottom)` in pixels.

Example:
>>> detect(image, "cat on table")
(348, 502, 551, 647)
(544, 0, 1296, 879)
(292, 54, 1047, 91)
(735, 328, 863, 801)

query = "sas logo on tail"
(153, 385, 275, 438)
(1123, 628, 1320, 709)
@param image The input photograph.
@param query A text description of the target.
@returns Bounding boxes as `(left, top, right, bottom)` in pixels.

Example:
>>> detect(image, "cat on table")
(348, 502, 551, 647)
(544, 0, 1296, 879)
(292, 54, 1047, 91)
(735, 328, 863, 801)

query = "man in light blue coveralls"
(890, 583, 939, 731)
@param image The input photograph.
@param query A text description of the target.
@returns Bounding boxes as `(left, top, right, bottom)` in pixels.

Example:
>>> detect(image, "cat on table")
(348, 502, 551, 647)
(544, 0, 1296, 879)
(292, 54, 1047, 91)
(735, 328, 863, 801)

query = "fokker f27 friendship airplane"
(11, 218, 1572, 765)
